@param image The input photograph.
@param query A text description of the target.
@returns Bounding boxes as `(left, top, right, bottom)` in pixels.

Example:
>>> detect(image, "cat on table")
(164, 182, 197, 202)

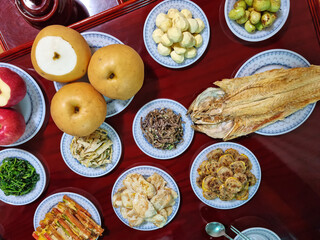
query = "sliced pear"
(31, 25, 91, 82)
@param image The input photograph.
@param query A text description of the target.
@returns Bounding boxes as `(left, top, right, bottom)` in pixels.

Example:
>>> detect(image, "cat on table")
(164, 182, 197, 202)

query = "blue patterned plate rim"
(60, 122, 122, 178)
(33, 192, 101, 230)
(235, 49, 315, 136)
(0, 63, 46, 147)
(143, 0, 210, 68)
(132, 98, 194, 159)
(0, 148, 46, 205)
(190, 142, 261, 209)
(111, 165, 180, 231)
(53, 31, 134, 118)
(224, 0, 290, 42)
(234, 227, 281, 240)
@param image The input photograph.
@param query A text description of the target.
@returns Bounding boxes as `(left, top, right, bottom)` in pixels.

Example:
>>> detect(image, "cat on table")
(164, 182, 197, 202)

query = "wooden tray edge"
(0, 0, 157, 62)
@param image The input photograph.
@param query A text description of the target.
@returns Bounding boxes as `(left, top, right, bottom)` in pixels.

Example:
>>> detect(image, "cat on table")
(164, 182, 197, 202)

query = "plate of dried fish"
(111, 165, 180, 230)
(60, 122, 122, 177)
(235, 49, 316, 136)
(187, 50, 320, 140)
(132, 98, 194, 159)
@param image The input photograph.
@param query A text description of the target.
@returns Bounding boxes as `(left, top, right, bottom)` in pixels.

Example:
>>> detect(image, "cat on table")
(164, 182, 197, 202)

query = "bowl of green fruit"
(224, 0, 290, 42)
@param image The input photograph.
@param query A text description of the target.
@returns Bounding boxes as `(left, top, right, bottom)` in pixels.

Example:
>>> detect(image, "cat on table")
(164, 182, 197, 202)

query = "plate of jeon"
(111, 165, 180, 230)
(190, 142, 261, 209)
(33, 192, 103, 239)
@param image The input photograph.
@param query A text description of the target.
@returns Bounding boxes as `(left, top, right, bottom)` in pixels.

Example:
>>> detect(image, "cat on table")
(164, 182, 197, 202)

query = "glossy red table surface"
(1, 0, 320, 239)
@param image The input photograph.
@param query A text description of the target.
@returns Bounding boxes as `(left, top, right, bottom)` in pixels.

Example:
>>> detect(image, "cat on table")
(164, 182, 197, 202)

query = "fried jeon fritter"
(196, 147, 257, 202)
(218, 154, 234, 167)
(147, 173, 167, 191)
(132, 193, 157, 219)
(113, 173, 178, 228)
(120, 208, 144, 227)
(206, 148, 224, 161)
(150, 188, 176, 212)
(123, 173, 156, 199)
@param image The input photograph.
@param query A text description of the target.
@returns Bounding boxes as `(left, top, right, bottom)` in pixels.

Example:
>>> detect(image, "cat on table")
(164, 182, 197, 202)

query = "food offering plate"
(0, 148, 46, 205)
(224, 0, 290, 42)
(234, 227, 281, 240)
(60, 122, 122, 178)
(33, 192, 101, 229)
(132, 98, 194, 159)
(111, 165, 180, 231)
(0, 63, 46, 147)
(235, 49, 315, 136)
(143, 0, 210, 68)
(54, 31, 133, 118)
(190, 142, 261, 209)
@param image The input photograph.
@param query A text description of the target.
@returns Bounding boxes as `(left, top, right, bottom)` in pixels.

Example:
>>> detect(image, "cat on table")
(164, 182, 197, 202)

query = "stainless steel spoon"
(205, 222, 233, 240)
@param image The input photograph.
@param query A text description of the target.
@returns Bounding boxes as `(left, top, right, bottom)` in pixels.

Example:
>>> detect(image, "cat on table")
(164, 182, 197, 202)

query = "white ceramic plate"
(143, 0, 210, 68)
(111, 165, 180, 231)
(53, 31, 133, 118)
(132, 98, 194, 159)
(0, 63, 46, 147)
(33, 192, 101, 230)
(60, 122, 122, 177)
(234, 227, 281, 240)
(0, 148, 46, 205)
(190, 142, 261, 209)
(224, 0, 290, 42)
(235, 49, 315, 136)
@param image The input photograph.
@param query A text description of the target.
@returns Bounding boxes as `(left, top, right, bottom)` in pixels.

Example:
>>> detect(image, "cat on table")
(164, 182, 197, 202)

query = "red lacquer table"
(0, 0, 320, 239)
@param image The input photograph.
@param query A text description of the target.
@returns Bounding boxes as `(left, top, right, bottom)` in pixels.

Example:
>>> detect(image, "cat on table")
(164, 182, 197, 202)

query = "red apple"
(0, 108, 26, 145)
(0, 67, 27, 107)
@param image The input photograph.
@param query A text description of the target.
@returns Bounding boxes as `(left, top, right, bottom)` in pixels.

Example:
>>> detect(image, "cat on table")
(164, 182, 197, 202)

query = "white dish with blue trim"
(143, 0, 210, 68)
(132, 98, 194, 159)
(34, 192, 101, 230)
(234, 227, 281, 240)
(60, 122, 122, 178)
(224, 0, 290, 42)
(190, 142, 261, 209)
(0, 148, 46, 205)
(54, 32, 133, 118)
(111, 165, 180, 231)
(235, 49, 315, 136)
(0, 63, 46, 147)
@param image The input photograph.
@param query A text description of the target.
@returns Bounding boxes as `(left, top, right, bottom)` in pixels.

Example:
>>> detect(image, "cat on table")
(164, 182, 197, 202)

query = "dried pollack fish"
(188, 65, 320, 140)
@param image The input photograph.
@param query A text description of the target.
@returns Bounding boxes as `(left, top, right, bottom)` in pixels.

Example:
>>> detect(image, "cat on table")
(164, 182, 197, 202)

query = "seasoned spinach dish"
(0, 157, 40, 196)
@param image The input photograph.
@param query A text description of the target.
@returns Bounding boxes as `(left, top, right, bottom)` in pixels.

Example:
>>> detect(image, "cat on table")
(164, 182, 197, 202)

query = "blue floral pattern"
(234, 227, 281, 240)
